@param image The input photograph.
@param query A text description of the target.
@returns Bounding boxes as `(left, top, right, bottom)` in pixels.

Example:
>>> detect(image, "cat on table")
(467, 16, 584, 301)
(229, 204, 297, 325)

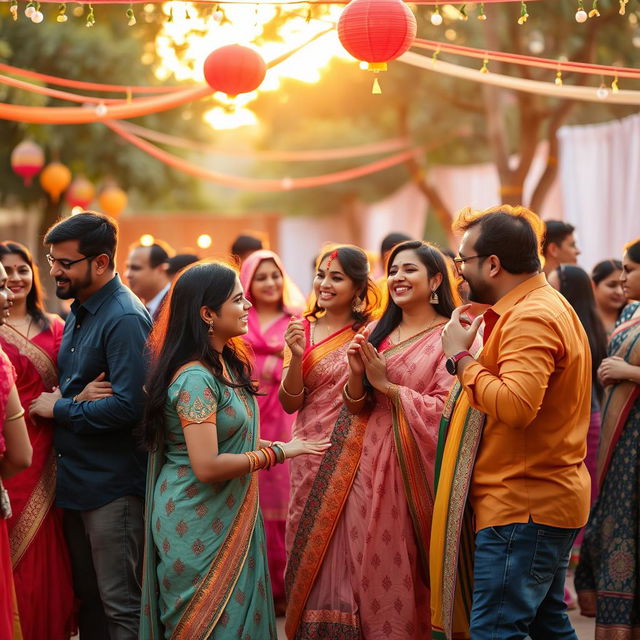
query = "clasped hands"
(346, 327, 390, 394)
(29, 372, 113, 419)
(598, 356, 632, 387)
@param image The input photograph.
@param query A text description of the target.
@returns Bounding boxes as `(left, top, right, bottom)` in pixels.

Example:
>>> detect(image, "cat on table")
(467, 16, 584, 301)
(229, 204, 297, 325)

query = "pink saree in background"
(240, 250, 305, 609)
(285, 323, 451, 640)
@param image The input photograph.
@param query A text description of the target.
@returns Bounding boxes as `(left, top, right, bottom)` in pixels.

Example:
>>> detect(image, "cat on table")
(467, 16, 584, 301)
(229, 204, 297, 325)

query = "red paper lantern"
(11, 140, 45, 186)
(65, 176, 95, 210)
(203, 45, 267, 96)
(40, 162, 72, 203)
(338, 0, 416, 68)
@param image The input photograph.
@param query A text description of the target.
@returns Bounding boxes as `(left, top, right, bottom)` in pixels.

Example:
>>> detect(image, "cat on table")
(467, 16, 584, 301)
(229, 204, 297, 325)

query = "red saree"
(0, 321, 76, 640)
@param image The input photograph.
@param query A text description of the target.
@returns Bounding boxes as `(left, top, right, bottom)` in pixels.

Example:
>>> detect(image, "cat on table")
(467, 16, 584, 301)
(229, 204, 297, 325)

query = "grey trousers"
(63, 496, 144, 640)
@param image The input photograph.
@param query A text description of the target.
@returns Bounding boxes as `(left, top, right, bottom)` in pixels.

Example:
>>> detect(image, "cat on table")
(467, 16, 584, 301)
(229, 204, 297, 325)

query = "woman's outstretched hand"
(277, 437, 331, 459)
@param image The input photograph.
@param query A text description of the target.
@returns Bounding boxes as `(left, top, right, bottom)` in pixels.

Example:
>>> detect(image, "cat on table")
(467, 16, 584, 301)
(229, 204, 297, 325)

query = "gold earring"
(429, 290, 439, 305)
(352, 297, 365, 313)
(207, 320, 215, 335)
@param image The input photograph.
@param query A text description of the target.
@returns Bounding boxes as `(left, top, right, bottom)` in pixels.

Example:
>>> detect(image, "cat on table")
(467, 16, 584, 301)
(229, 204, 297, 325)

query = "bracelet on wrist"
(5, 407, 25, 422)
(280, 382, 305, 399)
(343, 382, 367, 404)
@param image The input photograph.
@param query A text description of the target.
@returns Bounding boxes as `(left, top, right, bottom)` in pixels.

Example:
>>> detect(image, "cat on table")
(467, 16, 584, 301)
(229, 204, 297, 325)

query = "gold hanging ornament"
(9, 0, 18, 20)
(85, 3, 95, 27)
(555, 71, 563, 86)
(56, 2, 67, 21)
(480, 57, 489, 74)
(458, 4, 468, 20)
(619, 0, 629, 15)
(612, 75, 620, 93)
(126, 4, 136, 25)
(589, 0, 600, 18)
(478, 3, 487, 20)
(518, 1, 528, 24)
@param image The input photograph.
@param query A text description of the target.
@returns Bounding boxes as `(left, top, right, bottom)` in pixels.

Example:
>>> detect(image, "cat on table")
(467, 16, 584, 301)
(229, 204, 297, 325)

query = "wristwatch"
(445, 351, 472, 375)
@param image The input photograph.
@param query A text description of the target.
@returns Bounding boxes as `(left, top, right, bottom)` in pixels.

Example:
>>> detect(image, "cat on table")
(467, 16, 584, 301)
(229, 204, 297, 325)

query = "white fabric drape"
(558, 113, 640, 271)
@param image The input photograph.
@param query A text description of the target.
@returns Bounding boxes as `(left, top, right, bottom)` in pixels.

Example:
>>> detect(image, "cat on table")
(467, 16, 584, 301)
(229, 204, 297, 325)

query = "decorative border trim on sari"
(301, 325, 353, 378)
(0, 325, 58, 391)
(171, 473, 258, 640)
(297, 609, 361, 640)
(431, 382, 486, 640)
(284, 406, 369, 640)
(9, 451, 56, 568)
(388, 383, 433, 585)
(597, 310, 640, 490)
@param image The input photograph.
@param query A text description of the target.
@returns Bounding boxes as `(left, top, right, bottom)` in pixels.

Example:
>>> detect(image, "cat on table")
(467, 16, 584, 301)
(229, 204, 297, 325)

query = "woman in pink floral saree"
(285, 241, 459, 640)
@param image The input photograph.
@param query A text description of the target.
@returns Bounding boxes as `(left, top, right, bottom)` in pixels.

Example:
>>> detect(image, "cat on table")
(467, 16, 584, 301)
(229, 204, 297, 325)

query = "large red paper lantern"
(11, 140, 45, 186)
(40, 162, 72, 203)
(65, 176, 95, 210)
(203, 45, 267, 96)
(338, 0, 416, 69)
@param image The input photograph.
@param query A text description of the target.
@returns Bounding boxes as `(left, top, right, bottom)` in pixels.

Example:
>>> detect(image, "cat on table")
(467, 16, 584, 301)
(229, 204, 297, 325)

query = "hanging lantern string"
(412, 38, 640, 79)
(0, 0, 542, 4)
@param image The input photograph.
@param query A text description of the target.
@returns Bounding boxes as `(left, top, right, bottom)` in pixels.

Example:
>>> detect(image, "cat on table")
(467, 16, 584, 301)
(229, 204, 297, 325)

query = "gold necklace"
(311, 318, 337, 346)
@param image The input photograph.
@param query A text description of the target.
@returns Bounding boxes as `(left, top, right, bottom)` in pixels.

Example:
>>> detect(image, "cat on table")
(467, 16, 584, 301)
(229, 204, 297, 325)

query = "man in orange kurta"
(440, 205, 591, 640)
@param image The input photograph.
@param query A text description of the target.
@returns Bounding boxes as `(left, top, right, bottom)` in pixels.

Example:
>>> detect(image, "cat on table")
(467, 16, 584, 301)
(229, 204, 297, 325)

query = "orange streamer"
(105, 119, 421, 191)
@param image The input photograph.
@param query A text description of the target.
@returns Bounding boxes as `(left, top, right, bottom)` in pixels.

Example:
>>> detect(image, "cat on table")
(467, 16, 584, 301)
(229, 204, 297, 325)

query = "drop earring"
(429, 289, 439, 305)
(208, 320, 215, 335)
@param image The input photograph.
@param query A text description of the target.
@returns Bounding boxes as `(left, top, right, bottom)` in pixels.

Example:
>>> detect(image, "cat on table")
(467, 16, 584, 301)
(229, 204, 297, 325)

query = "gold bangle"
(280, 383, 305, 399)
(6, 407, 25, 422)
(343, 383, 367, 404)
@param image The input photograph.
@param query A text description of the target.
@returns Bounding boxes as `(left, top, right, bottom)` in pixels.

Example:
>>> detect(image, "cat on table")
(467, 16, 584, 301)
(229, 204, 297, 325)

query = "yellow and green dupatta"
(430, 381, 486, 640)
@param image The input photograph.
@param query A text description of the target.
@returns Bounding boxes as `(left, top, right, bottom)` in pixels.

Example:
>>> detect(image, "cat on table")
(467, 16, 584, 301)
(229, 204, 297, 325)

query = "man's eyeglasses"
(452, 254, 490, 269)
(46, 254, 96, 270)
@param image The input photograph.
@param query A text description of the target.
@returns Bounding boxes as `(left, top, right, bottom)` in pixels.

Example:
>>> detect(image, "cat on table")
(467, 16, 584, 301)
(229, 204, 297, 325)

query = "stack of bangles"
(244, 442, 287, 473)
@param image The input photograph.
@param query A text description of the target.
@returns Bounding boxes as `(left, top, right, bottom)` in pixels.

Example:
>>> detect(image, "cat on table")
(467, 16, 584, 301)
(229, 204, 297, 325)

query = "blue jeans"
(470, 521, 579, 640)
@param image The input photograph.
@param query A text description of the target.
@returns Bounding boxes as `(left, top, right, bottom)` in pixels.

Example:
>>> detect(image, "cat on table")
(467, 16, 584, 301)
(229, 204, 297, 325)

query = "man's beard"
(465, 276, 493, 305)
(55, 268, 93, 300)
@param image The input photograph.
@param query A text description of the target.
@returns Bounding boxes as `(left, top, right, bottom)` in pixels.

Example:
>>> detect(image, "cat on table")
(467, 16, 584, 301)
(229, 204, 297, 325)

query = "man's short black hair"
(380, 232, 412, 257)
(542, 220, 575, 256)
(231, 234, 262, 257)
(454, 206, 543, 275)
(167, 253, 200, 276)
(44, 211, 117, 269)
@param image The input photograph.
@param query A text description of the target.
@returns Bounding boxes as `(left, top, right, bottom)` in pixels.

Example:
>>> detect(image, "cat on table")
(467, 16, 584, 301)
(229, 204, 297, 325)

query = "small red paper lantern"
(40, 162, 72, 203)
(98, 185, 127, 218)
(11, 140, 45, 186)
(65, 176, 95, 210)
(338, 0, 416, 69)
(203, 44, 267, 96)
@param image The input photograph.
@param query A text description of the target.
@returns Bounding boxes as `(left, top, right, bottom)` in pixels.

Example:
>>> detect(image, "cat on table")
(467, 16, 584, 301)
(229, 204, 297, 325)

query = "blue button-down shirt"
(53, 274, 152, 510)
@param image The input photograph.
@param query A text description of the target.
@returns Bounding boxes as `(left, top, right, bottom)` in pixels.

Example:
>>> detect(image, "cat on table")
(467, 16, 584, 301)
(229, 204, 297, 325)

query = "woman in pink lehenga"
(239, 250, 306, 613)
(285, 241, 460, 640)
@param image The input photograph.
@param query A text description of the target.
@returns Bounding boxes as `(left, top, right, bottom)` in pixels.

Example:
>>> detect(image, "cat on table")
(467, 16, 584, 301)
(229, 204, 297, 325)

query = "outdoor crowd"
(0, 204, 638, 640)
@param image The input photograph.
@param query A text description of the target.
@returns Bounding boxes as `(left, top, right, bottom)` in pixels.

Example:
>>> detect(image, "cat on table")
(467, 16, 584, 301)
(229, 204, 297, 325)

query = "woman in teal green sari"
(139, 261, 330, 640)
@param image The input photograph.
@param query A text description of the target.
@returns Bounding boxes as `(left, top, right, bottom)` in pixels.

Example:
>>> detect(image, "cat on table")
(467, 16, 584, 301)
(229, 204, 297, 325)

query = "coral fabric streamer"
(399, 50, 640, 106)
(105, 119, 421, 191)
(413, 38, 640, 80)
(117, 121, 412, 161)
(0, 85, 213, 123)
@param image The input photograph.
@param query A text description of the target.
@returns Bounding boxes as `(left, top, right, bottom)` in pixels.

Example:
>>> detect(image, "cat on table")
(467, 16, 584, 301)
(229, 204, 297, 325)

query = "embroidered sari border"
(0, 324, 58, 391)
(301, 327, 353, 378)
(171, 474, 259, 639)
(284, 407, 368, 639)
(9, 451, 56, 567)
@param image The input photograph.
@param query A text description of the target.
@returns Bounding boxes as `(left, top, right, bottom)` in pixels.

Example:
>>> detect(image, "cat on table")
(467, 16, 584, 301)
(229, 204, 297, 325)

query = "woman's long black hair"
(591, 259, 622, 285)
(304, 245, 379, 330)
(0, 241, 49, 330)
(141, 261, 258, 451)
(369, 241, 460, 349)
(556, 264, 608, 400)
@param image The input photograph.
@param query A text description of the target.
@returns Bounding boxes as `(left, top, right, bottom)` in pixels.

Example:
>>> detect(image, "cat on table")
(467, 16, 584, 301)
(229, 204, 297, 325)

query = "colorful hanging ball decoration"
(203, 45, 267, 96)
(11, 141, 45, 186)
(40, 162, 72, 203)
(337, 0, 417, 71)
(98, 185, 128, 218)
(65, 176, 95, 210)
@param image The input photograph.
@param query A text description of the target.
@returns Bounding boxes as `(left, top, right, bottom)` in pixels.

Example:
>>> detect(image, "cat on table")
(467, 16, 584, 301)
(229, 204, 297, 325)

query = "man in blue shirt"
(31, 212, 151, 640)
